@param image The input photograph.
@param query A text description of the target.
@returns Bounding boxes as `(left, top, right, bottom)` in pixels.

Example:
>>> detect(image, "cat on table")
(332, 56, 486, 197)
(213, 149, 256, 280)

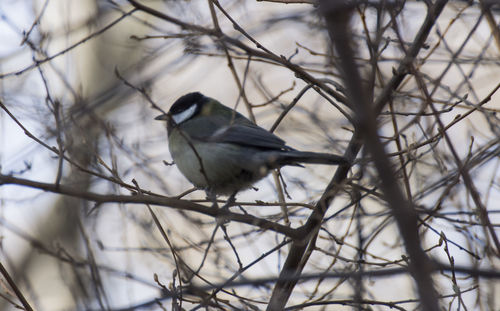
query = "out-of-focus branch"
(127, 0, 349, 108)
(0, 174, 301, 239)
(266, 1, 448, 310)
(115, 263, 500, 310)
(0, 9, 136, 79)
(208, 0, 256, 121)
(317, 1, 445, 311)
(411, 66, 500, 256)
(480, 0, 500, 52)
(0, 261, 33, 311)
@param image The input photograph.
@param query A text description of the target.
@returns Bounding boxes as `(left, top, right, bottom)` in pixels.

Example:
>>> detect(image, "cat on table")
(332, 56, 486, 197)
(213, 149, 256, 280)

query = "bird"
(155, 92, 348, 198)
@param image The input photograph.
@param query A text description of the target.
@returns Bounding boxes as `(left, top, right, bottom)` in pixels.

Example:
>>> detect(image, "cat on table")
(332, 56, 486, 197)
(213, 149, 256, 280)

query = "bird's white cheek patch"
(172, 104, 197, 124)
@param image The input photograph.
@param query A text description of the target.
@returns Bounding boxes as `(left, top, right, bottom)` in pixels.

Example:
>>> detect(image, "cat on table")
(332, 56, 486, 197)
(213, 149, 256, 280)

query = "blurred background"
(0, 0, 499, 310)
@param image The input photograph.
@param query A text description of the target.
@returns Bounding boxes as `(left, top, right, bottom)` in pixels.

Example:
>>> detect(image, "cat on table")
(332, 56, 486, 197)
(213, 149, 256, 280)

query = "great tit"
(155, 92, 347, 196)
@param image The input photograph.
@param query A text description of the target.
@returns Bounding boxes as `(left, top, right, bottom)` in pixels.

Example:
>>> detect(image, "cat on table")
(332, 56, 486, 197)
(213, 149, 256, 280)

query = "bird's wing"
(203, 123, 290, 151)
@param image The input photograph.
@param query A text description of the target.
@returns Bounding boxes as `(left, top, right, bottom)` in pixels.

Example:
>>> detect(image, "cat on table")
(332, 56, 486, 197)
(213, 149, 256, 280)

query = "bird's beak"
(155, 113, 170, 121)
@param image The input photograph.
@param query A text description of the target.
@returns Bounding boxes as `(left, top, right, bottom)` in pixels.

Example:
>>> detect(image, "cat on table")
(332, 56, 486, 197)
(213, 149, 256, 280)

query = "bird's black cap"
(169, 92, 207, 114)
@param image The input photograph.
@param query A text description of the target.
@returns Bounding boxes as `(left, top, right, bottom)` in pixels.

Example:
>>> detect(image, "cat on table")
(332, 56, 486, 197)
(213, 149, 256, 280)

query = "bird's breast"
(168, 129, 270, 194)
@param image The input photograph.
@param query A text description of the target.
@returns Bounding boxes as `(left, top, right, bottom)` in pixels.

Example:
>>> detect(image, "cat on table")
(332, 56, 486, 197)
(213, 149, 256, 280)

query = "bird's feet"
(215, 193, 236, 226)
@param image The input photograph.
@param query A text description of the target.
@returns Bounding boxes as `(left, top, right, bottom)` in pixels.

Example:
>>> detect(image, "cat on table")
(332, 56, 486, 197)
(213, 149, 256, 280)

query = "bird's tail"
(275, 151, 349, 166)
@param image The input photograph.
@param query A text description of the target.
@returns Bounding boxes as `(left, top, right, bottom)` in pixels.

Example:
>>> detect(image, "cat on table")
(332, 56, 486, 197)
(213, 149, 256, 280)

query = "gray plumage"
(157, 92, 347, 195)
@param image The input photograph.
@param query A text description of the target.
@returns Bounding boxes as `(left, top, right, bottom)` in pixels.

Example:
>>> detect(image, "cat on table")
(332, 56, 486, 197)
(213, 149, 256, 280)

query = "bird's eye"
(172, 104, 197, 124)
